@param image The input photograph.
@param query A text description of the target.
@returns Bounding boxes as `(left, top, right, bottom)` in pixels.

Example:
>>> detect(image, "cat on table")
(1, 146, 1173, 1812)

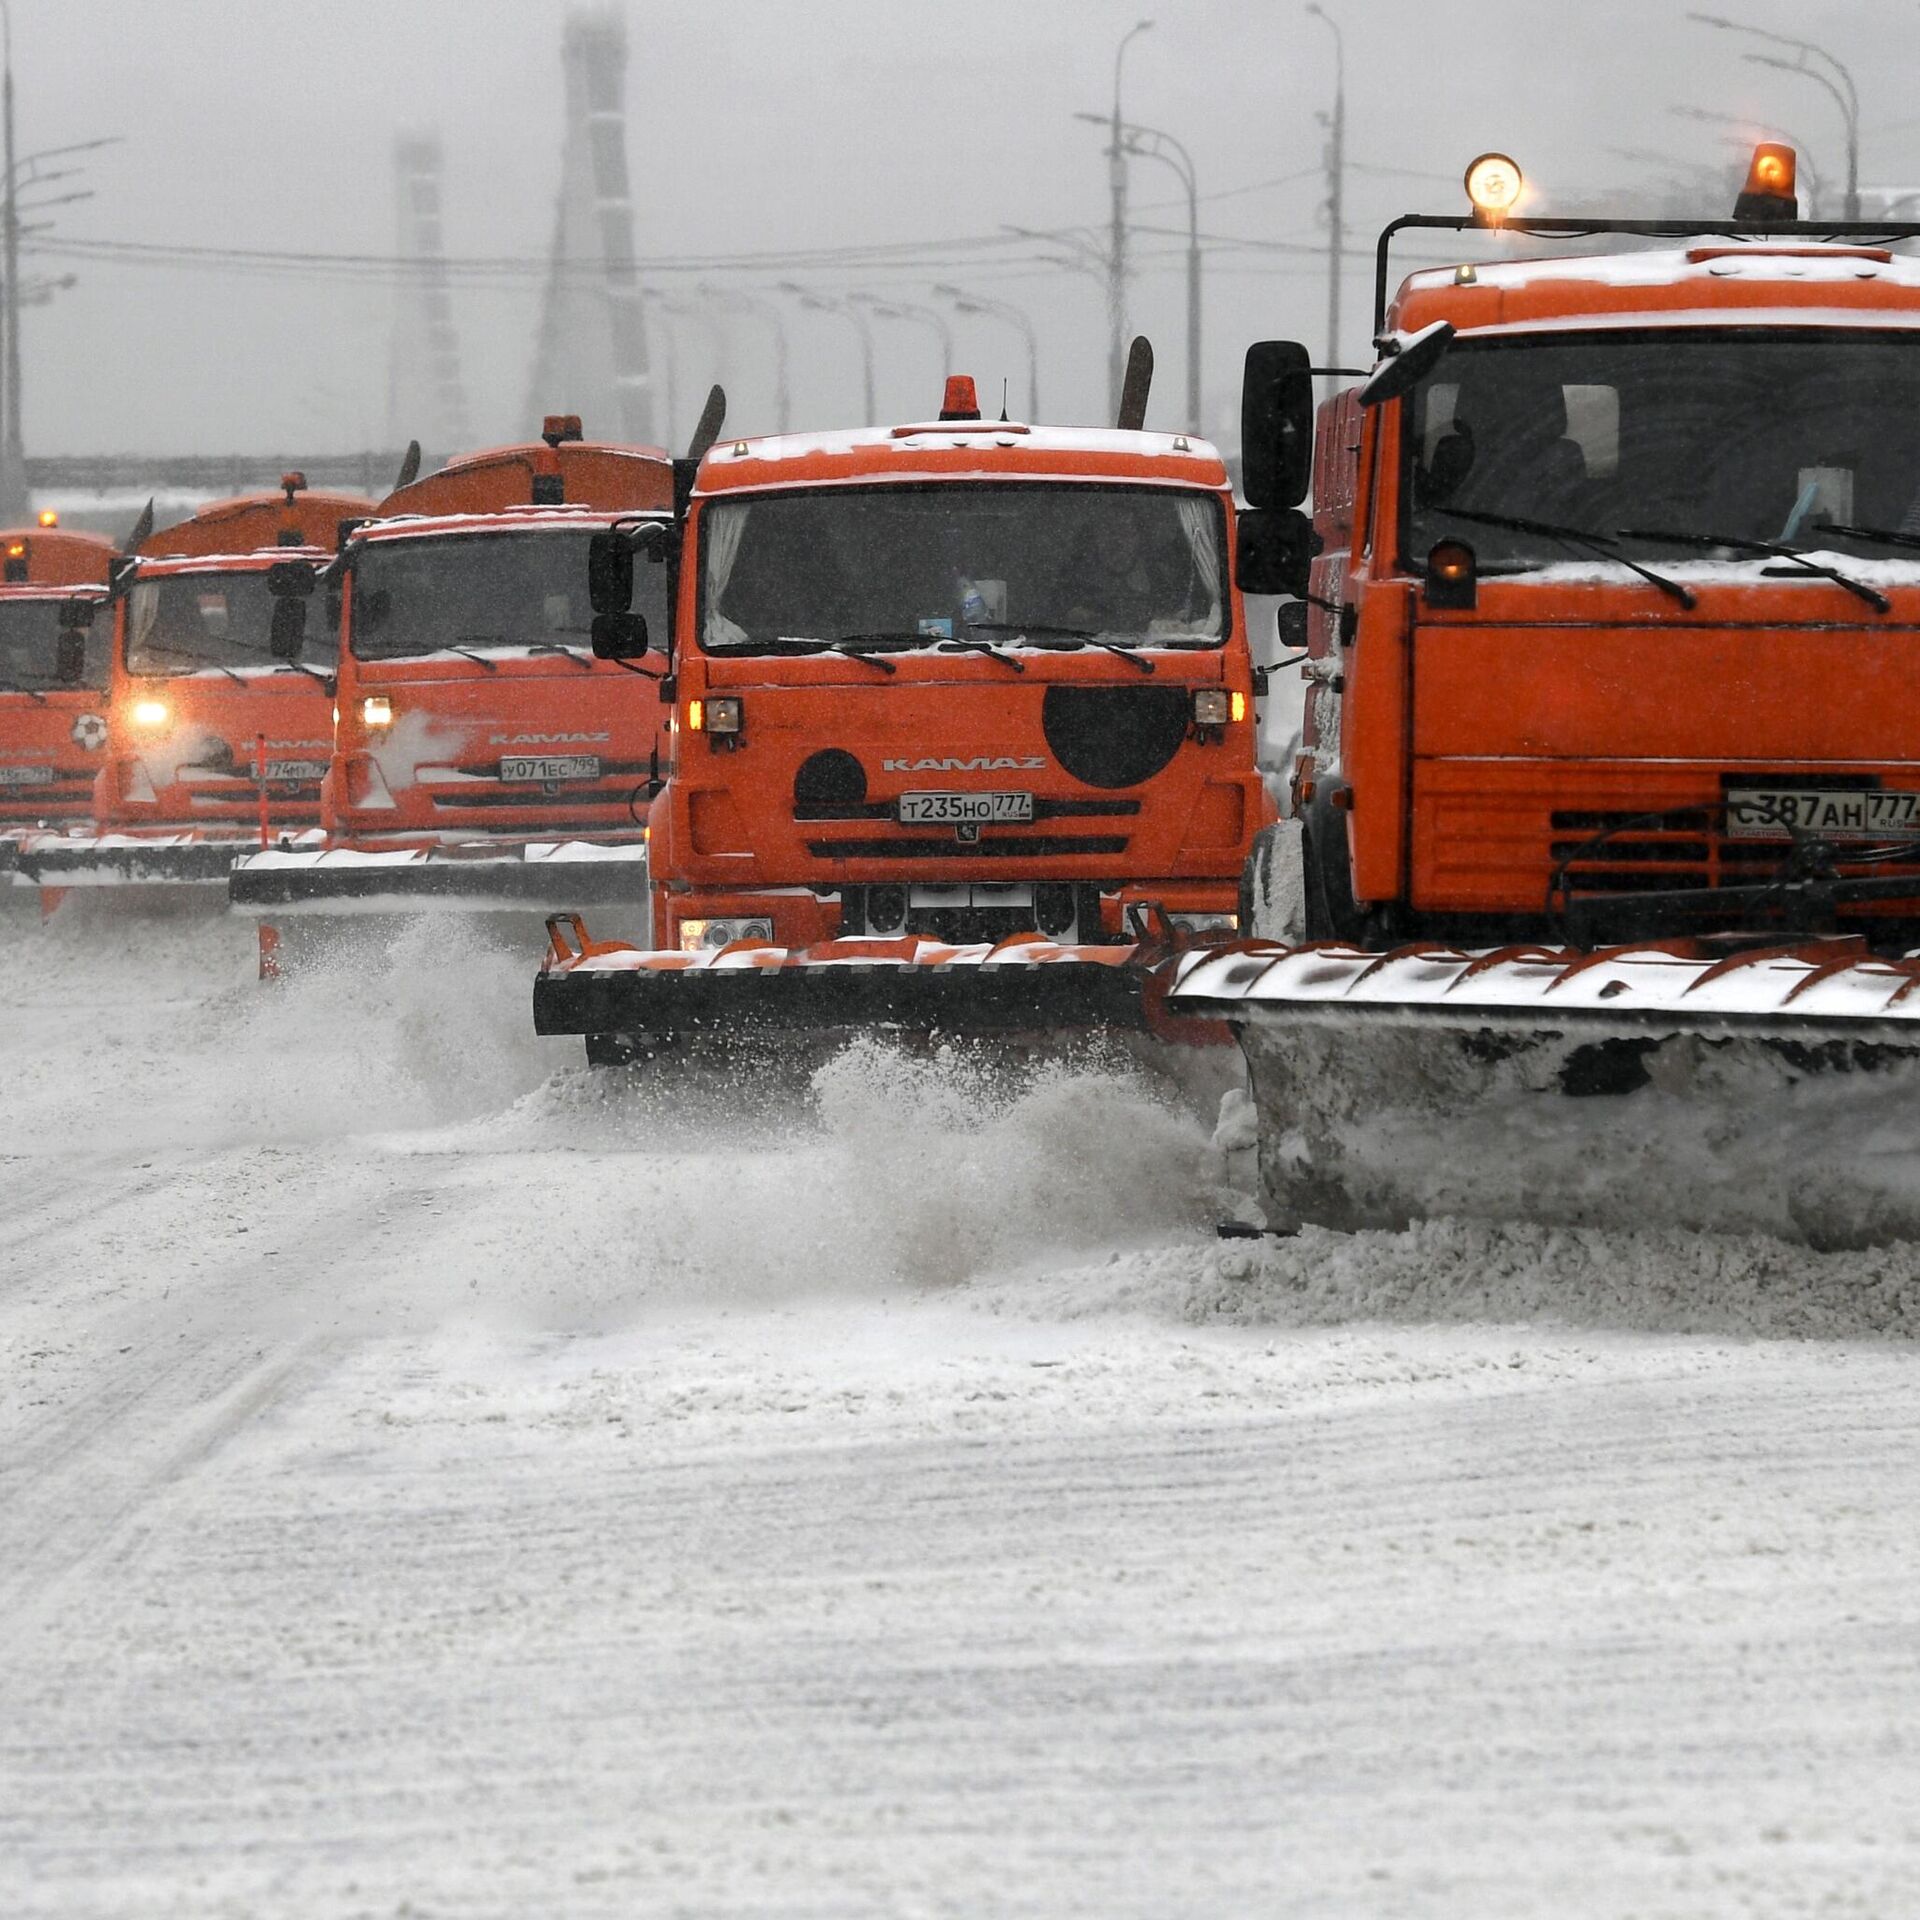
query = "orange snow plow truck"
(534, 351, 1275, 1060)
(16, 476, 376, 892)
(0, 515, 119, 881)
(1168, 148, 1920, 1239)
(229, 418, 673, 927)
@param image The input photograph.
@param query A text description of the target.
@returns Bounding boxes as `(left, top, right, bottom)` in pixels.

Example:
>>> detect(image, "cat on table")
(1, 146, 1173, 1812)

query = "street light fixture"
(851, 292, 954, 385)
(779, 283, 875, 424)
(1687, 11, 1860, 217)
(933, 283, 1039, 420)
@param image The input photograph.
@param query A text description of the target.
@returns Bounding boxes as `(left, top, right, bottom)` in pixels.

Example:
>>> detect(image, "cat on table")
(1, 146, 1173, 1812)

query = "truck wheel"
(1302, 816, 1366, 944)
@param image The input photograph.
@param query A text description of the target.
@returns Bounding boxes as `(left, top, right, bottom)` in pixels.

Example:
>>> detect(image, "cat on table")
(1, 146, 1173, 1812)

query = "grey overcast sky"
(13, 0, 1920, 458)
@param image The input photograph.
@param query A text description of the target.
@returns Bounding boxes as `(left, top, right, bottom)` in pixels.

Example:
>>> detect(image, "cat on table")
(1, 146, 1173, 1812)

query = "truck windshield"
(126, 572, 334, 675)
(699, 483, 1227, 651)
(351, 528, 668, 661)
(0, 598, 107, 689)
(1403, 330, 1920, 568)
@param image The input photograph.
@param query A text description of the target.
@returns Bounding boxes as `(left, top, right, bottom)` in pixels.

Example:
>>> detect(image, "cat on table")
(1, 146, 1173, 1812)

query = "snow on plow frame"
(1165, 938, 1920, 1044)
(13, 830, 263, 887)
(532, 914, 1187, 1040)
(230, 839, 650, 915)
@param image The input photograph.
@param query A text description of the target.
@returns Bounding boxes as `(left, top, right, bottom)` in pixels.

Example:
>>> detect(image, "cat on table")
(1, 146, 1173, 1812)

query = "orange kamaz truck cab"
(228, 418, 673, 923)
(532, 370, 1274, 1058)
(1257, 146, 1920, 948)
(16, 475, 375, 891)
(0, 515, 118, 883)
(641, 378, 1265, 953)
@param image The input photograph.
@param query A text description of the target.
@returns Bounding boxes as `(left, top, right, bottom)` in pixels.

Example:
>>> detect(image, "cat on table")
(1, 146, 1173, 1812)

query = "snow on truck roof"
(351, 505, 670, 547)
(693, 421, 1230, 496)
(1393, 240, 1920, 336)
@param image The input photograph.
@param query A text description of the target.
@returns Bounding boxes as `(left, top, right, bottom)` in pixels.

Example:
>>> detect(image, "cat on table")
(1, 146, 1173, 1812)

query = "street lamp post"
(699, 282, 792, 434)
(852, 292, 954, 390)
(1121, 123, 1198, 431)
(1688, 12, 1860, 218)
(1106, 19, 1153, 421)
(933, 284, 1040, 419)
(1306, 3, 1346, 377)
(780, 284, 875, 424)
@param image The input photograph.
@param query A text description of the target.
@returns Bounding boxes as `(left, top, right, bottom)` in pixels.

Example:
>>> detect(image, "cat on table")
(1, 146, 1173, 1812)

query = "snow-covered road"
(4, 894, 1920, 1916)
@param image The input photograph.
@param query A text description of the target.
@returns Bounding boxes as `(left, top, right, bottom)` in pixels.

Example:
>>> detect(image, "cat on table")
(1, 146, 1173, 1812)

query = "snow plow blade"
(532, 915, 1224, 1050)
(230, 839, 650, 915)
(13, 831, 257, 887)
(1169, 939, 1920, 1246)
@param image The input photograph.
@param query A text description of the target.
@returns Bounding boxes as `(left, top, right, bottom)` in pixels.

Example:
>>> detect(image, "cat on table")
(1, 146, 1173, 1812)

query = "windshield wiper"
(527, 642, 594, 670)
(1430, 506, 1697, 608)
(966, 620, 1155, 674)
(0, 672, 48, 704)
(274, 661, 333, 690)
(442, 639, 501, 671)
(131, 640, 248, 685)
(1819, 522, 1920, 556)
(938, 636, 1025, 672)
(1613, 526, 1891, 613)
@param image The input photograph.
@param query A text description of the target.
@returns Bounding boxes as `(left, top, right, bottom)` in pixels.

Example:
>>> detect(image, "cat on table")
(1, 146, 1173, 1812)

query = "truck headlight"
(361, 695, 393, 727)
(1192, 688, 1234, 726)
(679, 915, 775, 952)
(131, 697, 170, 730)
(703, 696, 742, 736)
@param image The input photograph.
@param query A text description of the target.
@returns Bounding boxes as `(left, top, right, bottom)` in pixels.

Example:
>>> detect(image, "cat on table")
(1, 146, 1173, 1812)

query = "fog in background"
(15, 0, 1920, 460)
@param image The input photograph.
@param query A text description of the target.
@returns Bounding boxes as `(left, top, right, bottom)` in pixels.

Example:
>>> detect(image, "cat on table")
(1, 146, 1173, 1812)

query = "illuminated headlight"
(1192, 688, 1234, 726)
(678, 915, 775, 952)
(361, 695, 393, 727)
(1170, 912, 1239, 933)
(131, 697, 170, 730)
(705, 696, 742, 736)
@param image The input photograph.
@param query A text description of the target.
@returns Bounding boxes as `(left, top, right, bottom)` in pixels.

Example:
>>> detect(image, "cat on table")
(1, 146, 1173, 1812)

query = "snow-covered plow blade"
(1170, 940, 1920, 1246)
(532, 914, 1223, 1057)
(230, 839, 650, 915)
(13, 830, 256, 888)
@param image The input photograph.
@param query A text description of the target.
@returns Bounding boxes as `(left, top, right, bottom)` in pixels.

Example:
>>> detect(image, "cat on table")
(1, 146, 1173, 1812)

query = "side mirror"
(1359, 319, 1455, 409)
(1241, 340, 1314, 509)
(588, 531, 634, 615)
(590, 610, 650, 660)
(269, 595, 309, 662)
(1235, 506, 1319, 599)
(54, 630, 86, 684)
(107, 553, 138, 598)
(1275, 600, 1309, 652)
(266, 559, 317, 598)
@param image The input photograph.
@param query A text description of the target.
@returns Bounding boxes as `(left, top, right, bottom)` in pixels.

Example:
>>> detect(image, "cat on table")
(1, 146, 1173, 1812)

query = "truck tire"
(1302, 811, 1366, 944)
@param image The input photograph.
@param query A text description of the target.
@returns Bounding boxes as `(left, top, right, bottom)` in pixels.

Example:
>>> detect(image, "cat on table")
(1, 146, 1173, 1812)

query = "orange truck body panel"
(323, 437, 674, 855)
(1303, 244, 1920, 937)
(645, 417, 1271, 952)
(0, 527, 117, 846)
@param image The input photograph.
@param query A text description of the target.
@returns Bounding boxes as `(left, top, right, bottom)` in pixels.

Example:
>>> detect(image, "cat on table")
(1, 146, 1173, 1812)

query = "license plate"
(263, 759, 327, 783)
(0, 763, 52, 786)
(897, 790, 1034, 825)
(1726, 786, 1920, 840)
(500, 754, 601, 783)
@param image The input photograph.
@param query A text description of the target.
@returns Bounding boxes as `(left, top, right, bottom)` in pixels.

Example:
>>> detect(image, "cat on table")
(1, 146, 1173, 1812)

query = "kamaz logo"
(881, 755, 1046, 772)
(488, 730, 611, 745)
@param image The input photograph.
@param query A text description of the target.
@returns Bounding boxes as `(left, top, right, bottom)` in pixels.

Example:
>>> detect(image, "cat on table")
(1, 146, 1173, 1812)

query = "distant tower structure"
(387, 133, 471, 456)
(525, 4, 655, 444)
